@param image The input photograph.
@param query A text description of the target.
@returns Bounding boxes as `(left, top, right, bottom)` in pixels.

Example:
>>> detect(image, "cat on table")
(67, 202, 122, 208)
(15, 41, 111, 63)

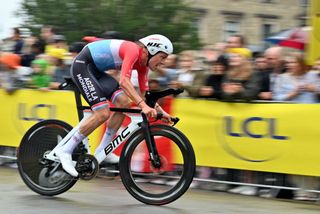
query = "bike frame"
(44, 109, 146, 165)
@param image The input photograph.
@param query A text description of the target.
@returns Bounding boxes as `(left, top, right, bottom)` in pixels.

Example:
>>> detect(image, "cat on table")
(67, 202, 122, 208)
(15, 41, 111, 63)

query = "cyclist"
(56, 34, 174, 177)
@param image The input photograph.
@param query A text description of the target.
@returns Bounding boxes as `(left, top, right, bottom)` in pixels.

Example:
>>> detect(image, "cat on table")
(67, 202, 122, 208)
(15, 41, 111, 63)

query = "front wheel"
(119, 124, 196, 205)
(17, 119, 79, 196)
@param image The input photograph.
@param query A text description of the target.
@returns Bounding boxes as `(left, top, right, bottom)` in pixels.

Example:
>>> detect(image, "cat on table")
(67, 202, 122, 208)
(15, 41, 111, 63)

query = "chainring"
(76, 154, 99, 180)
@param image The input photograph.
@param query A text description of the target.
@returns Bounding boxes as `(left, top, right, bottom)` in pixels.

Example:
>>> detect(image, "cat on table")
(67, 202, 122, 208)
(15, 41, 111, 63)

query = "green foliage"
(18, 0, 202, 52)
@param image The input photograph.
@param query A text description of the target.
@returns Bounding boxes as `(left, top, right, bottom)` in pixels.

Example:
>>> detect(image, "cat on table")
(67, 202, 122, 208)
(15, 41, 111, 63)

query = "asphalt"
(1, 166, 320, 214)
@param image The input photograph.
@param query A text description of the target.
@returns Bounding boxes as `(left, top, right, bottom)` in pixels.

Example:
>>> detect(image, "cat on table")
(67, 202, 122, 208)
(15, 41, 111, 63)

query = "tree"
(18, 0, 202, 52)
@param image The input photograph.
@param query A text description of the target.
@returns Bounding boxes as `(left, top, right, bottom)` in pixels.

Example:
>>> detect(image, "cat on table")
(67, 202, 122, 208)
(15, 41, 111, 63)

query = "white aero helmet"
(139, 34, 173, 56)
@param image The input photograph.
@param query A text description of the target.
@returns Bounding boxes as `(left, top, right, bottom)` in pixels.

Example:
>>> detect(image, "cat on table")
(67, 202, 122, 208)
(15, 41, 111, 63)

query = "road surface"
(1, 166, 319, 214)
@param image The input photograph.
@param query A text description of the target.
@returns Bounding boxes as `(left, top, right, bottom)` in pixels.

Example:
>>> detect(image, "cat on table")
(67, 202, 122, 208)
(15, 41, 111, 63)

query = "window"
(299, 0, 308, 7)
(261, 0, 275, 3)
(262, 23, 273, 39)
(224, 20, 240, 41)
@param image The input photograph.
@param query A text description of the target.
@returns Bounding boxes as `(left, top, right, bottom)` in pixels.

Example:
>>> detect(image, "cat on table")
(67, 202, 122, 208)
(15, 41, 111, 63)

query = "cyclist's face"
(148, 52, 168, 70)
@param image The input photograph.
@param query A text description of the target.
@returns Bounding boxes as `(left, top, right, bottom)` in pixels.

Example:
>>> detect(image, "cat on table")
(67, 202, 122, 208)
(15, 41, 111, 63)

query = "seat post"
(72, 85, 84, 121)
(60, 76, 86, 122)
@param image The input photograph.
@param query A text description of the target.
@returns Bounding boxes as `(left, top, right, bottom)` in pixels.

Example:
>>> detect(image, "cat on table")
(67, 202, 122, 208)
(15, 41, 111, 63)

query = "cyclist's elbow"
(119, 77, 130, 89)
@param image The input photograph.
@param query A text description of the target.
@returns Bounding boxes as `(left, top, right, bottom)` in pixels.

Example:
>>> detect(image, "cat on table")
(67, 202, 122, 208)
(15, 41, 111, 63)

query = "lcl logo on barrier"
(18, 103, 56, 121)
(217, 116, 289, 162)
(225, 116, 288, 140)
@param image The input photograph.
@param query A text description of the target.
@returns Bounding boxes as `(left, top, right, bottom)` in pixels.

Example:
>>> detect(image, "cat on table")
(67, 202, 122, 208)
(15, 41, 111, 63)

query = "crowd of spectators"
(1, 28, 319, 103)
(1, 27, 320, 201)
(0, 26, 84, 93)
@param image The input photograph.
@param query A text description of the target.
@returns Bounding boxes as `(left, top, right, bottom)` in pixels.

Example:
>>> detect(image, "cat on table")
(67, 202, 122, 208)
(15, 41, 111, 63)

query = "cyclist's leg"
(56, 49, 111, 177)
(95, 90, 130, 163)
(108, 90, 131, 132)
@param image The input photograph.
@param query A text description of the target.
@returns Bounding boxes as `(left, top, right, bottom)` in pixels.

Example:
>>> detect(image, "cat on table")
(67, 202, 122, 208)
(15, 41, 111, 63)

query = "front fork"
(141, 113, 161, 168)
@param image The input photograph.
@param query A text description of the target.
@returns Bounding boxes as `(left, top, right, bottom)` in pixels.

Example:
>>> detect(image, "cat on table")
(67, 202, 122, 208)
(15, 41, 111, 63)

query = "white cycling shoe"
(55, 149, 79, 177)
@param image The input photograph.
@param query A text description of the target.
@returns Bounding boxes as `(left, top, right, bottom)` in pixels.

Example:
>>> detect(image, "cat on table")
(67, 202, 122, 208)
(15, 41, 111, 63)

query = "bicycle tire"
(17, 119, 78, 196)
(119, 124, 196, 205)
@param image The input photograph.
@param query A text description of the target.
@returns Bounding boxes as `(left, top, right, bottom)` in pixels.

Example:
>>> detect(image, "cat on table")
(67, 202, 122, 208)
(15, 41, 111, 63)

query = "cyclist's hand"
(141, 105, 157, 118)
(160, 111, 172, 124)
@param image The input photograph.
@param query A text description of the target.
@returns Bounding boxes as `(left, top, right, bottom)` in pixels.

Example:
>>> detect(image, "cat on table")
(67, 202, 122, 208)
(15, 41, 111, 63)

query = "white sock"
(95, 128, 117, 154)
(63, 130, 86, 154)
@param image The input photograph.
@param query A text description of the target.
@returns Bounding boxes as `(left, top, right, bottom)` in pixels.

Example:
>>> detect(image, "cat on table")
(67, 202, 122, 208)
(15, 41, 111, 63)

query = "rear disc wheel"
(17, 119, 79, 196)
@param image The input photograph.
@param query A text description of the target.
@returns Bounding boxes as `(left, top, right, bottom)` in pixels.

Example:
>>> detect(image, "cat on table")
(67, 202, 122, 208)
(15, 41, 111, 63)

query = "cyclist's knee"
(93, 108, 110, 123)
(115, 94, 131, 108)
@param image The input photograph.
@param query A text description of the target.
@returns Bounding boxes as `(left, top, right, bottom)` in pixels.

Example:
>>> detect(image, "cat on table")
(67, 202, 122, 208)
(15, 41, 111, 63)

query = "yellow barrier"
(2, 89, 320, 176)
(173, 99, 320, 176)
(0, 89, 103, 153)
(306, 0, 320, 65)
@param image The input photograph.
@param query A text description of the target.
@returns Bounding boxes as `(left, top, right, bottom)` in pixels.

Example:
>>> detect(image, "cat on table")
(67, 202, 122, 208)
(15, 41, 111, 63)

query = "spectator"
(226, 34, 252, 58)
(28, 59, 52, 90)
(227, 34, 245, 48)
(201, 44, 219, 63)
(261, 46, 286, 100)
(0, 53, 32, 93)
(11, 28, 24, 55)
(254, 54, 271, 100)
(39, 25, 56, 53)
(171, 51, 208, 97)
(46, 35, 68, 60)
(21, 40, 42, 67)
(221, 48, 261, 101)
(200, 43, 227, 71)
(174, 51, 196, 84)
(198, 55, 228, 99)
(273, 53, 319, 103)
(254, 54, 268, 72)
(50, 53, 73, 89)
(154, 54, 178, 88)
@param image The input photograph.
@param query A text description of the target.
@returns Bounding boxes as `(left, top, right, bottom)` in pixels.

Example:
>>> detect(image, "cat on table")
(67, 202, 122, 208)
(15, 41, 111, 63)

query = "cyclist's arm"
(120, 75, 156, 117)
(118, 52, 150, 110)
(120, 73, 144, 105)
(118, 42, 143, 104)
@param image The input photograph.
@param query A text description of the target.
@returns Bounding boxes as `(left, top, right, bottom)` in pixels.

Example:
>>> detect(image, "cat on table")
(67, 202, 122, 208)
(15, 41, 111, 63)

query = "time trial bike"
(17, 77, 196, 205)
